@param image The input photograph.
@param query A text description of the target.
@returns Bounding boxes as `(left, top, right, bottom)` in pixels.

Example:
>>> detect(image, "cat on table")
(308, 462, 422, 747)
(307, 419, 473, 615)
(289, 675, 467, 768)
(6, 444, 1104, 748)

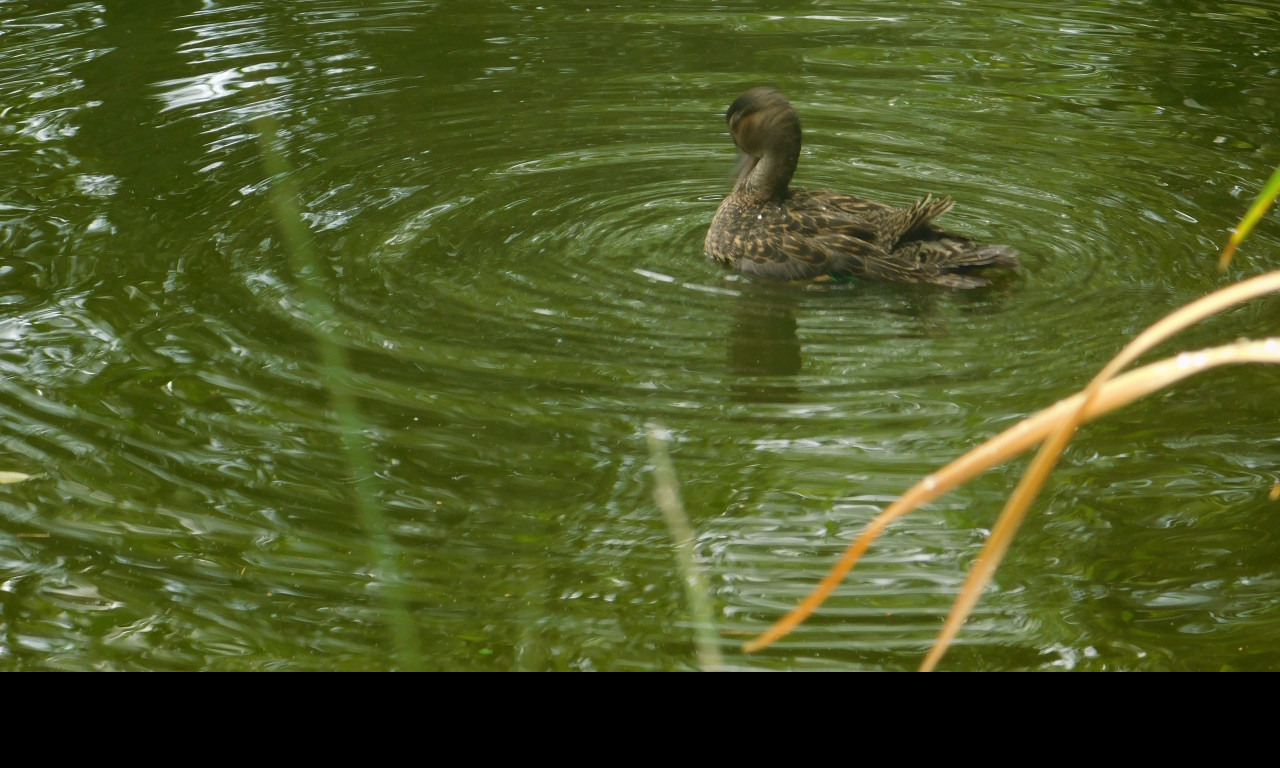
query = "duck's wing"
(725, 196, 883, 281)
(904, 239, 1019, 268)
(797, 190, 957, 247)
(780, 193, 945, 281)
(792, 188, 895, 220)
(733, 224, 1012, 286)
(733, 227, 877, 281)
(782, 190, 883, 238)
(815, 233, 934, 283)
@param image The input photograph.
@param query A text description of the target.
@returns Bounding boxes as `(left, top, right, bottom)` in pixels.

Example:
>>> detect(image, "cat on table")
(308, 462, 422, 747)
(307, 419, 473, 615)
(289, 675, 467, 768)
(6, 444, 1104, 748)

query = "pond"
(1, 0, 1279, 670)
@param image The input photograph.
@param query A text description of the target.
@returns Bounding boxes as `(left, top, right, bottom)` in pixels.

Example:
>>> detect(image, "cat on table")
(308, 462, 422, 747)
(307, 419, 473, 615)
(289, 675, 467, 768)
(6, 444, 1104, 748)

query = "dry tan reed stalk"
(919, 271, 1280, 669)
(744, 322, 1280, 659)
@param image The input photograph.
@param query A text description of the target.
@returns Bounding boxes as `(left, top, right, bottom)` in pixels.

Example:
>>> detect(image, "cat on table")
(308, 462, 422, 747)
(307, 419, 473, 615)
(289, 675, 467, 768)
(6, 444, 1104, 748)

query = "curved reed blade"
(745, 337, 1280, 655)
(1220, 163, 1280, 270)
(920, 273, 1280, 670)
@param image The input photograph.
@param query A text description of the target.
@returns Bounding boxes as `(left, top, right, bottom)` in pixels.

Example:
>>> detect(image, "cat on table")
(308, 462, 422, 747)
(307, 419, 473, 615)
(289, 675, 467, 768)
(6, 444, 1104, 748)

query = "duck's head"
(725, 87, 802, 196)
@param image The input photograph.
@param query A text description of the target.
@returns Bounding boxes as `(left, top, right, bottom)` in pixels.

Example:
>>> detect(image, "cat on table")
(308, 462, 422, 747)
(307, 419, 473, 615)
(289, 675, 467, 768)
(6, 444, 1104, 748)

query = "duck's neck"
(735, 133, 799, 203)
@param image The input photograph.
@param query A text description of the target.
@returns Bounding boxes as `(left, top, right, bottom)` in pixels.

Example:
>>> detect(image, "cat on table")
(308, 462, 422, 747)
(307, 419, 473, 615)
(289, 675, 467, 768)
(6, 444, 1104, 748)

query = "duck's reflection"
(726, 286, 802, 403)
(721, 275, 1019, 403)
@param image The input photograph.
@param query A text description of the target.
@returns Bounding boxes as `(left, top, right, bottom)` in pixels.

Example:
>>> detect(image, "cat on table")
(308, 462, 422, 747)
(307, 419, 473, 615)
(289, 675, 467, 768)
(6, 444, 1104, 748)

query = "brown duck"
(704, 87, 1019, 288)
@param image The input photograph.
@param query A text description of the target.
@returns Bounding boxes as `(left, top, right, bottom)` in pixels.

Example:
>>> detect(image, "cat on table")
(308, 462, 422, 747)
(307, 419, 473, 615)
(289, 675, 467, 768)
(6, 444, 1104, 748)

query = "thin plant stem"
(256, 115, 423, 670)
(1220, 162, 1280, 269)
(647, 422, 725, 671)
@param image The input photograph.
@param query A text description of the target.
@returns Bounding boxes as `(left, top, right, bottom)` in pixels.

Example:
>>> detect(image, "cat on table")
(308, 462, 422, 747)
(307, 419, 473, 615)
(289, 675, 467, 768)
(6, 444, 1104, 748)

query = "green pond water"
(2, 0, 1279, 670)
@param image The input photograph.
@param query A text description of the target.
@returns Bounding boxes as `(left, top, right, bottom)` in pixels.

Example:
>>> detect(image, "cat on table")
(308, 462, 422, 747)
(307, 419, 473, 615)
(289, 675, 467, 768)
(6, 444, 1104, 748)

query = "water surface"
(2, 0, 1279, 670)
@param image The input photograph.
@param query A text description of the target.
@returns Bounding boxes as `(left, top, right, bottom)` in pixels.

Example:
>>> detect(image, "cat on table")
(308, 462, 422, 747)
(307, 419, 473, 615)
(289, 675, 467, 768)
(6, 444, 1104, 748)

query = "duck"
(704, 87, 1019, 288)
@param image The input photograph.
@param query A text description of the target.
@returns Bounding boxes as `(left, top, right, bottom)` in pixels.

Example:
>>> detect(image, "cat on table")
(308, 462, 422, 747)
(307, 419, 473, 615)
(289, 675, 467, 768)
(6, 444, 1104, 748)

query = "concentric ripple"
(1, 0, 1278, 670)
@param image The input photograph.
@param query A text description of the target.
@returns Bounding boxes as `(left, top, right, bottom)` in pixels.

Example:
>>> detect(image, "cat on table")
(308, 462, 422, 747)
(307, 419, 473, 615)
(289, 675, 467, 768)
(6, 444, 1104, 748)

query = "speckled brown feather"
(704, 88, 1019, 287)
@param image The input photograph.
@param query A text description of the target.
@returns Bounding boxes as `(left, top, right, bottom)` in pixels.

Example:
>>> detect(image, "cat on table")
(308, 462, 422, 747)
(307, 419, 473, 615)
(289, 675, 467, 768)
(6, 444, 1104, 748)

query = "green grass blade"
(1221, 162, 1280, 269)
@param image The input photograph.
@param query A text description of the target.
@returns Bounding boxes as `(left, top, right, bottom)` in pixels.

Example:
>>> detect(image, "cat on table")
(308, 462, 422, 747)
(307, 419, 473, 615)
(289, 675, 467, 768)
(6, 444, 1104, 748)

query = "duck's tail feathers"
(930, 273, 994, 289)
(954, 244, 1020, 270)
(928, 244, 1019, 288)
(891, 194, 954, 237)
(917, 193, 956, 220)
